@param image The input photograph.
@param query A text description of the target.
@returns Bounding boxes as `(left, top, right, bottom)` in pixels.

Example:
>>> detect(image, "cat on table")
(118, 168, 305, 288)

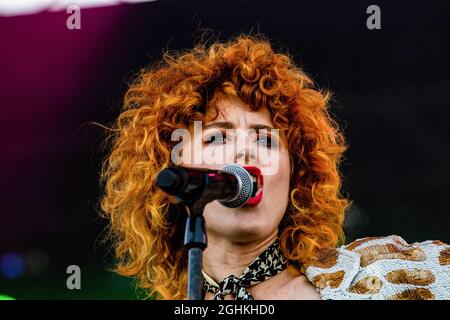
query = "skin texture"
(180, 92, 321, 299)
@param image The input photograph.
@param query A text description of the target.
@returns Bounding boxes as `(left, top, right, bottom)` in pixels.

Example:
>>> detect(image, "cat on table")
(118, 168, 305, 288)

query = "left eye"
(257, 135, 272, 147)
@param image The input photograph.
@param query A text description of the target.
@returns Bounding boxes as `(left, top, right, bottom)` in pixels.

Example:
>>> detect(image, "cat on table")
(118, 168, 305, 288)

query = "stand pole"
(184, 203, 207, 300)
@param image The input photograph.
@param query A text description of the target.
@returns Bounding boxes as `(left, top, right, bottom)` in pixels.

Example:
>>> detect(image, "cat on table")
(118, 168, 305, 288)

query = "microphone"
(156, 165, 255, 208)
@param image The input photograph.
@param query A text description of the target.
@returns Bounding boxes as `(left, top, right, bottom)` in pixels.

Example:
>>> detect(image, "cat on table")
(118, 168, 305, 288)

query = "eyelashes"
(256, 135, 274, 148)
(203, 132, 228, 145)
(203, 131, 277, 148)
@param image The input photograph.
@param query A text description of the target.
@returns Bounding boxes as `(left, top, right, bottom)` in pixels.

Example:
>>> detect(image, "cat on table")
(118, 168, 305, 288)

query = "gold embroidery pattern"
(355, 243, 426, 267)
(312, 271, 345, 289)
(305, 235, 450, 300)
(385, 269, 435, 286)
(348, 276, 383, 294)
(344, 236, 387, 251)
(386, 288, 435, 300)
(438, 248, 450, 266)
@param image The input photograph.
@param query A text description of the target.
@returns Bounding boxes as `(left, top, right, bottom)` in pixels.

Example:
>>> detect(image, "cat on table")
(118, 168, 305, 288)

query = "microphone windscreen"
(156, 168, 183, 194)
(219, 165, 253, 208)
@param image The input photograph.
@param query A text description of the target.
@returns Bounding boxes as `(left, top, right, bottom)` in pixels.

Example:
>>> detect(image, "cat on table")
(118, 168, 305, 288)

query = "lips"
(243, 165, 263, 206)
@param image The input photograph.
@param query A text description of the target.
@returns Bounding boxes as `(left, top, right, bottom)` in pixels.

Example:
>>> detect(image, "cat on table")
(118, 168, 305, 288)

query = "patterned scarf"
(202, 239, 287, 300)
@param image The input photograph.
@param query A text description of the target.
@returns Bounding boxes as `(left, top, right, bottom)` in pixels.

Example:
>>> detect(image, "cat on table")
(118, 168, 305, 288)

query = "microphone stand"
(157, 165, 249, 299)
(183, 200, 207, 300)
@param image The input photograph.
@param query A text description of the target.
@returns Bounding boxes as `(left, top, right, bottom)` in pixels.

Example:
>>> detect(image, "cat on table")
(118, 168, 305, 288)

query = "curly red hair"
(100, 34, 352, 299)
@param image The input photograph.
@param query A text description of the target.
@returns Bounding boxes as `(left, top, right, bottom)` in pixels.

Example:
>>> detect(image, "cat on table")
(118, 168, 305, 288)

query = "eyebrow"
(203, 121, 275, 130)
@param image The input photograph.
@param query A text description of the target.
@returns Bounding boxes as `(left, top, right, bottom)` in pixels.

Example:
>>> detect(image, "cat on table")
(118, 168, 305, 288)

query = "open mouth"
(243, 165, 263, 206)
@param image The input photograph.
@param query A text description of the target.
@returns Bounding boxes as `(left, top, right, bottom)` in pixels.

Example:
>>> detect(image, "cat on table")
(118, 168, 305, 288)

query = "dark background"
(0, 0, 449, 299)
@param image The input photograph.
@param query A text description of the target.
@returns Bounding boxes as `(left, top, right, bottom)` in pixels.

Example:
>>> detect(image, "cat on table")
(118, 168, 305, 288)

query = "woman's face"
(178, 93, 291, 243)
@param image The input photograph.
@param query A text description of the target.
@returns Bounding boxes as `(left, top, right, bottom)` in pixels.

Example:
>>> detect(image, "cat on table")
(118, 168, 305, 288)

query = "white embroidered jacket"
(304, 235, 450, 300)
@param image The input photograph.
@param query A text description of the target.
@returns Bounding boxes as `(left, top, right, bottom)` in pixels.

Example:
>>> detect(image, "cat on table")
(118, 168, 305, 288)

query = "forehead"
(204, 93, 273, 127)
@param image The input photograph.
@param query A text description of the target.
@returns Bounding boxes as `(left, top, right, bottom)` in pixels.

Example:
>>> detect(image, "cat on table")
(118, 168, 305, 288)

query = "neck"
(202, 231, 278, 283)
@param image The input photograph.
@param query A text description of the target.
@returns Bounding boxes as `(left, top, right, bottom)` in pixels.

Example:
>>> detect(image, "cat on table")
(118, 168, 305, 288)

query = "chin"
(228, 218, 273, 239)
(225, 229, 269, 243)
(204, 201, 281, 240)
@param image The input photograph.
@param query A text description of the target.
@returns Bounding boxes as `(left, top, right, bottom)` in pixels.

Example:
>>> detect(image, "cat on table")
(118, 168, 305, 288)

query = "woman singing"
(99, 35, 450, 300)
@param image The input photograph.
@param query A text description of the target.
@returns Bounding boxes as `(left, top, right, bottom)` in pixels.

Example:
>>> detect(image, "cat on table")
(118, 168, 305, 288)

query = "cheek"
(267, 150, 291, 183)
(264, 154, 290, 204)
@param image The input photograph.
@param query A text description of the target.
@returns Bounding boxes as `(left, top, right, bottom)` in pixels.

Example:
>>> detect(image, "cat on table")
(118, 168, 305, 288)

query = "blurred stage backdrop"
(0, 0, 449, 299)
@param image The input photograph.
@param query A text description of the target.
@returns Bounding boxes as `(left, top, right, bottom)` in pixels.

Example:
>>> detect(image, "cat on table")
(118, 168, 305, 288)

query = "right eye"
(203, 133, 226, 145)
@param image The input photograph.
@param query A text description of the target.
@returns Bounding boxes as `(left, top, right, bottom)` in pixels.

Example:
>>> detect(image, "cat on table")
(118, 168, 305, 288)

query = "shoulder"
(304, 235, 450, 300)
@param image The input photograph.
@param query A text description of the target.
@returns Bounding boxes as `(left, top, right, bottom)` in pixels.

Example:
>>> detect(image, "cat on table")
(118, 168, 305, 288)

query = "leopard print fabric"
(202, 239, 287, 300)
(202, 235, 450, 300)
(305, 235, 450, 300)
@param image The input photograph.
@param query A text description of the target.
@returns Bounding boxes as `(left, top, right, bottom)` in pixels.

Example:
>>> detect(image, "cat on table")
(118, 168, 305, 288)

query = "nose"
(234, 138, 257, 165)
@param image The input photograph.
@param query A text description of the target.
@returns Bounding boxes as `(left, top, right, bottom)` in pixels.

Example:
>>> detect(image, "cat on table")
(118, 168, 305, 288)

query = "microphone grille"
(219, 165, 253, 208)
